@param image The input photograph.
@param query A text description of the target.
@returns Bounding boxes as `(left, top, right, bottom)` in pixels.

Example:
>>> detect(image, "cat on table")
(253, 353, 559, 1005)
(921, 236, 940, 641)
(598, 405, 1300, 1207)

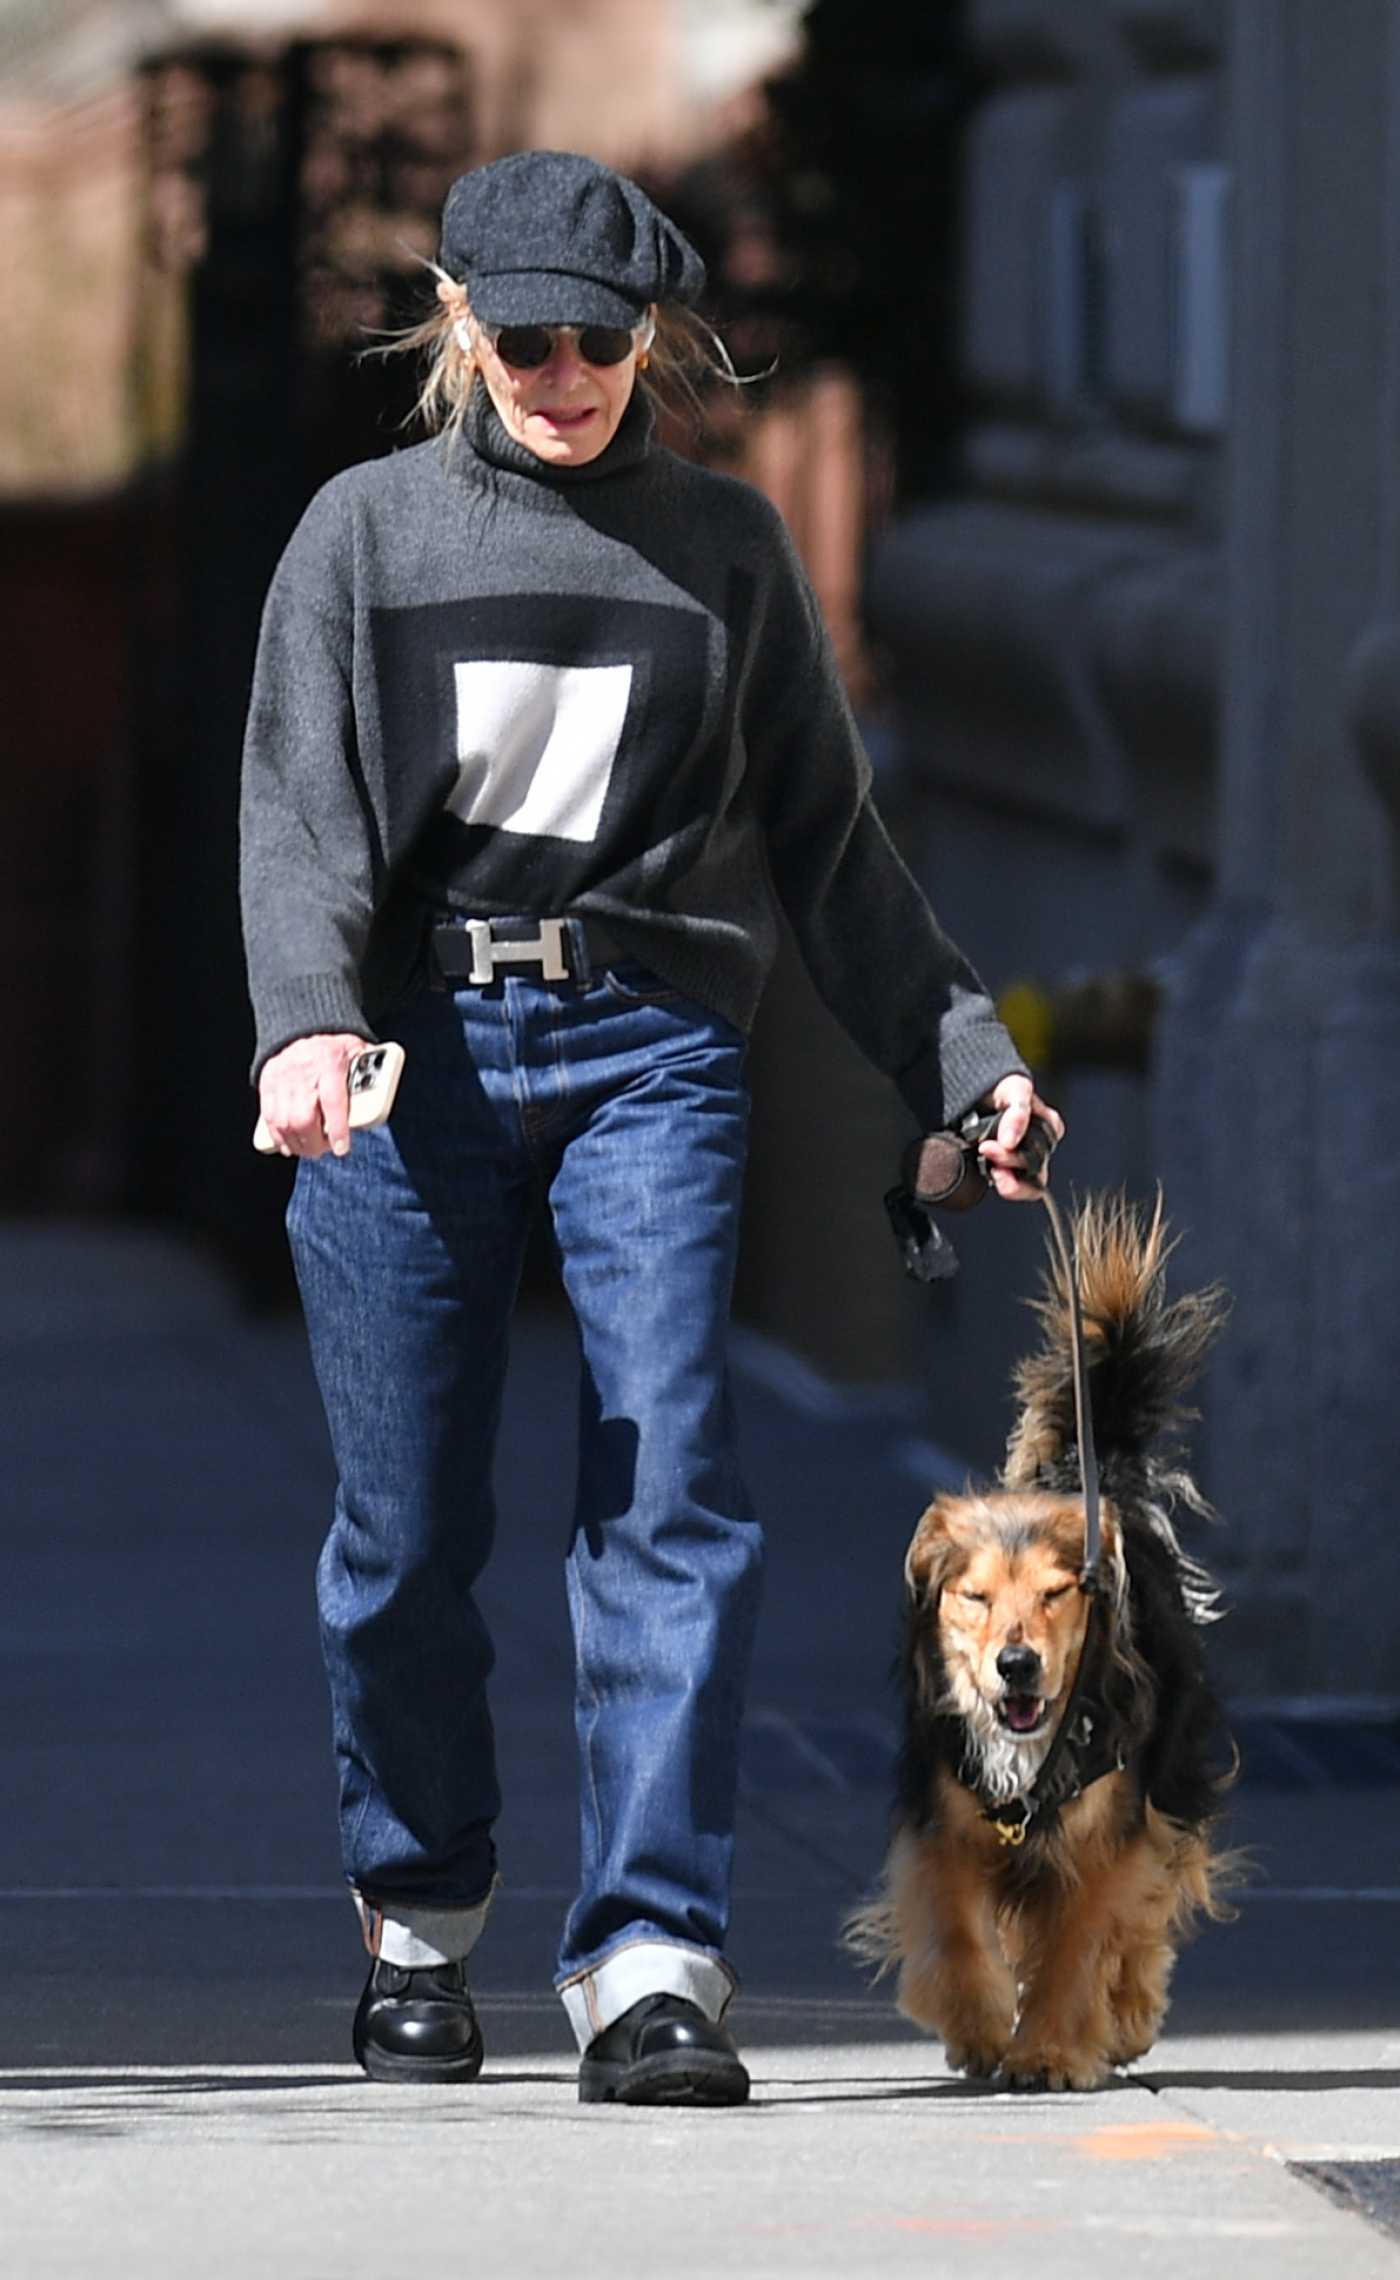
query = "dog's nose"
(996, 1644, 1041, 1688)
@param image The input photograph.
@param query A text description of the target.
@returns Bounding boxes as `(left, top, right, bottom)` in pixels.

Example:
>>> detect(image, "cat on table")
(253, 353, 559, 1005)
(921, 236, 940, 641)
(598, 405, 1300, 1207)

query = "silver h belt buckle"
(466, 918, 569, 984)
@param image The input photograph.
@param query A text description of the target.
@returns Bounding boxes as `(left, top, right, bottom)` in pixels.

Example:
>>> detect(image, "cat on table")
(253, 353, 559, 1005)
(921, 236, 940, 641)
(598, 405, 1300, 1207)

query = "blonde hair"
(365, 266, 747, 444)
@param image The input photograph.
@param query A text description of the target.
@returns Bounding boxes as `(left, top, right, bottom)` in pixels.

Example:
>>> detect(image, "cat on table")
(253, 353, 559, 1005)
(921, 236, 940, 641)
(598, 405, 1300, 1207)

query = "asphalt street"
(2, 1217, 1399, 2278)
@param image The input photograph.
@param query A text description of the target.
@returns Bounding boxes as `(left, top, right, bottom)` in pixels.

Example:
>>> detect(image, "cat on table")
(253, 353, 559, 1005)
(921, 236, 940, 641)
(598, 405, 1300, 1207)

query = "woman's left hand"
(976, 1073, 1065, 1201)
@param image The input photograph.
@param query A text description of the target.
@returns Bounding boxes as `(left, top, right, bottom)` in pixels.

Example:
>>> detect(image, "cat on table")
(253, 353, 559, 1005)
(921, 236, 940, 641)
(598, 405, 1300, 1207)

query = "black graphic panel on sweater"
(370, 592, 714, 909)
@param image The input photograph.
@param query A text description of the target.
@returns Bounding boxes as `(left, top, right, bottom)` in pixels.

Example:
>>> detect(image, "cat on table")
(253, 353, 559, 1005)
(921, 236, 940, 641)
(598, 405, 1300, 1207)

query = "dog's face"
(907, 1492, 1115, 1746)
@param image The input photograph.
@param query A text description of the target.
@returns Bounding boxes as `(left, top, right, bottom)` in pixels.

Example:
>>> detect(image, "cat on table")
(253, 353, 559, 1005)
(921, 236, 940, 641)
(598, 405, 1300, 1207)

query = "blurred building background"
(3, 0, 1397, 1698)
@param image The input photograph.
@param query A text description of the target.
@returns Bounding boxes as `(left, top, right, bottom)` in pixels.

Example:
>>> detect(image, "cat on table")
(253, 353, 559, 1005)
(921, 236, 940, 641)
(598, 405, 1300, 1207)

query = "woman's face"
(471, 314, 649, 468)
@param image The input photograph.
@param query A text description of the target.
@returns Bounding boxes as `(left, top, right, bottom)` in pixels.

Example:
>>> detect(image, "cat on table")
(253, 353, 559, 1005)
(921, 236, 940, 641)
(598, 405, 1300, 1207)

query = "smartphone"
(253, 1041, 406, 1155)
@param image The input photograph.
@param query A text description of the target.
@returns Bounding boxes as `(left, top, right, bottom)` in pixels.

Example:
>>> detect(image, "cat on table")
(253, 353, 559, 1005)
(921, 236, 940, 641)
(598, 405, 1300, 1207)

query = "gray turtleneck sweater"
(239, 388, 1025, 1124)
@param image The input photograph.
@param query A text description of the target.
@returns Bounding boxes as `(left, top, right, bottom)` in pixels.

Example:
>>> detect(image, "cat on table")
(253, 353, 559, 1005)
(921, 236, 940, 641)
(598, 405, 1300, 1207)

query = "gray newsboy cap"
(439, 149, 706, 328)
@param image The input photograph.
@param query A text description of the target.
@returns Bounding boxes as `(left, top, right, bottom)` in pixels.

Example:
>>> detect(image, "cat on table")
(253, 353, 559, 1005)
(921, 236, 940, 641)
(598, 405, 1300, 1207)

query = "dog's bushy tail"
(1003, 1194, 1229, 1566)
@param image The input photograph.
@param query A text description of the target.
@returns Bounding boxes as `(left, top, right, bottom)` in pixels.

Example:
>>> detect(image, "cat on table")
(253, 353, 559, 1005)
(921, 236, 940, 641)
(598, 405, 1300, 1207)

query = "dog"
(848, 1193, 1238, 2090)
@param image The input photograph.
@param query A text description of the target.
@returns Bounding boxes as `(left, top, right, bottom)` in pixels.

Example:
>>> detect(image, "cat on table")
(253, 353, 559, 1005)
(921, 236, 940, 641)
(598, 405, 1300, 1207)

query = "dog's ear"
(904, 1497, 961, 1604)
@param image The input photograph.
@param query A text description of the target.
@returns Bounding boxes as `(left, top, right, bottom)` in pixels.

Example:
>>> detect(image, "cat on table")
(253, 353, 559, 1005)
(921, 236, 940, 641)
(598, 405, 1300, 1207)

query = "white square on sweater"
(448, 659, 633, 843)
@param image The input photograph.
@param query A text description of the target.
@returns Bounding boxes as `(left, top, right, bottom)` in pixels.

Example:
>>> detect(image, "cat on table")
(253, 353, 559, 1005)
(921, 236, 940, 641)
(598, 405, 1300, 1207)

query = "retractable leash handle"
(883, 1108, 1058, 1280)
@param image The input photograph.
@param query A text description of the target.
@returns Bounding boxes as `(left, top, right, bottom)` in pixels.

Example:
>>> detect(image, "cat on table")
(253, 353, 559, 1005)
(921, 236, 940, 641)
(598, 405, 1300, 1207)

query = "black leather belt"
(429, 914, 627, 985)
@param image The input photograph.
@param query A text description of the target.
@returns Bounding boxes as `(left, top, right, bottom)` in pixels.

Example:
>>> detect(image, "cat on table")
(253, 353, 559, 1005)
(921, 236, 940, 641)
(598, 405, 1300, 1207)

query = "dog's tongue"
(1005, 1694, 1043, 1733)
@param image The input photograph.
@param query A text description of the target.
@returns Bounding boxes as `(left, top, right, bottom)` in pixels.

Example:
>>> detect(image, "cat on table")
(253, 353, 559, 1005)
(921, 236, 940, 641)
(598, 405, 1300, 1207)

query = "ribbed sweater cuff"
(250, 972, 375, 1083)
(897, 1023, 1029, 1132)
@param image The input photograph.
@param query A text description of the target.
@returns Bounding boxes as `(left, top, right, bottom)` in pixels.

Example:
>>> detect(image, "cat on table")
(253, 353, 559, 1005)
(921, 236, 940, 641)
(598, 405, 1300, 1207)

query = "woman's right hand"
(257, 1033, 371, 1159)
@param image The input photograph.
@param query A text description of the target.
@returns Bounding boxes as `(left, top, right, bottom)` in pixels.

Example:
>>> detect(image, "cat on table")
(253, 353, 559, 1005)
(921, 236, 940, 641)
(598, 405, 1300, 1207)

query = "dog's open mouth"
(996, 1692, 1050, 1736)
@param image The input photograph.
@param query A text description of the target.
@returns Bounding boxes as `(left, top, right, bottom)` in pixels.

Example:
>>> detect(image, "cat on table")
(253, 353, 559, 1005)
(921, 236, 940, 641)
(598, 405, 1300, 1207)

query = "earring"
(638, 351, 650, 370)
(453, 318, 473, 354)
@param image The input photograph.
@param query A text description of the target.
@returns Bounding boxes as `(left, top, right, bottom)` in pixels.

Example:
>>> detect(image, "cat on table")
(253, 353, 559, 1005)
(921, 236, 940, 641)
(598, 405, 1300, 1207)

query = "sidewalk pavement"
(1, 1217, 1398, 2278)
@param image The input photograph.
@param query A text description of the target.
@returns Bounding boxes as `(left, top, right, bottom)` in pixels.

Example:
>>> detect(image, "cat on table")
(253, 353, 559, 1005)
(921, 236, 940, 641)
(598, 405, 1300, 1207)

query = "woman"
(241, 148, 1062, 2106)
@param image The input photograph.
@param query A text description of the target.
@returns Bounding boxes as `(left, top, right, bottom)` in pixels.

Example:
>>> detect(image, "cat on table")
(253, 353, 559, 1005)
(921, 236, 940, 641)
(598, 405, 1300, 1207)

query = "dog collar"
(980, 1709, 1127, 1846)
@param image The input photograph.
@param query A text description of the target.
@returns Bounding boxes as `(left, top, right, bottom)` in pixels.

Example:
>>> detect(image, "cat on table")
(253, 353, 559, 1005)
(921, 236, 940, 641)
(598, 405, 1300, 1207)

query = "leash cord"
(981, 1185, 1108, 1845)
(1039, 1187, 1102, 1591)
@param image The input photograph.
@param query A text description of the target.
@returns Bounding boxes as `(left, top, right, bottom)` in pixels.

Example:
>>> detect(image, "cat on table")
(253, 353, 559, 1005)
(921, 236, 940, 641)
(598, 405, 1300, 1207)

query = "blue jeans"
(287, 942, 762, 2043)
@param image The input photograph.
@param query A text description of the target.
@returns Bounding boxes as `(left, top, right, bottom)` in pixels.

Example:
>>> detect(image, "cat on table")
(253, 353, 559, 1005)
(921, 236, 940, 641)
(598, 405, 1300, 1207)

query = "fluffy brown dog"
(848, 1194, 1237, 2090)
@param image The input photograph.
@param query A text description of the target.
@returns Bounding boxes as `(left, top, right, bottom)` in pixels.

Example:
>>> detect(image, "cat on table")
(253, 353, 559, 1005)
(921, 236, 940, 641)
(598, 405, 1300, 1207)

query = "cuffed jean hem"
(556, 1938, 738, 2051)
(352, 1875, 499, 1968)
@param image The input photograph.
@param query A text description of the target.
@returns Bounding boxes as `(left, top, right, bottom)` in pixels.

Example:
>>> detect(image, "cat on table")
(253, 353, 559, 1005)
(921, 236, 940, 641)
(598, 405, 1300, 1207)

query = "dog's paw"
(899, 1991, 1010, 2078)
(896, 1961, 1014, 2061)
(942, 2033, 1009, 2081)
(1107, 2000, 1165, 2067)
(1002, 2042, 1111, 2093)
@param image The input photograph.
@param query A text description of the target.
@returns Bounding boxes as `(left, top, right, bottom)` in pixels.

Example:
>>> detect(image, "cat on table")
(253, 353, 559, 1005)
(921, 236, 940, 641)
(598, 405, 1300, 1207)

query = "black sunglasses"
(477, 319, 653, 370)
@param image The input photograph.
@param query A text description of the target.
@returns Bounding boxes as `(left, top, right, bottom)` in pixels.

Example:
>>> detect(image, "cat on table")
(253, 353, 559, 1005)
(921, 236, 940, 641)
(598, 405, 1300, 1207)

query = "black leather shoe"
(578, 1993, 750, 2106)
(352, 1957, 484, 2084)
